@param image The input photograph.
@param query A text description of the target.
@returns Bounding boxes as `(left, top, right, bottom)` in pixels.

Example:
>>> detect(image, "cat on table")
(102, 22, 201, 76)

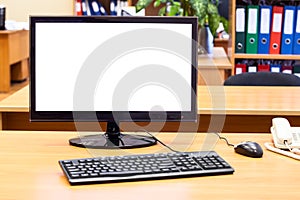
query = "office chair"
(224, 72, 300, 86)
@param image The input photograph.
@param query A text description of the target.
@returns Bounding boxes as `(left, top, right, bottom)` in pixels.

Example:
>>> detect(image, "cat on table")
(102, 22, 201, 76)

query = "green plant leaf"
(207, 2, 219, 15)
(173, 1, 181, 6)
(134, 0, 229, 35)
(135, 0, 154, 12)
(168, 6, 178, 16)
(208, 13, 220, 35)
(158, 6, 167, 16)
(220, 16, 229, 33)
(169, 4, 184, 16)
(188, 0, 207, 23)
(154, 0, 161, 7)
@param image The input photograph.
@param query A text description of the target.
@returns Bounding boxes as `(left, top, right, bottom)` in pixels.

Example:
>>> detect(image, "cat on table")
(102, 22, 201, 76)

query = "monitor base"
(69, 133, 157, 149)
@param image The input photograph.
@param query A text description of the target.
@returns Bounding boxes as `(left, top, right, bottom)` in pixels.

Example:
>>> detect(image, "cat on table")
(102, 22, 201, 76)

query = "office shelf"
(234, 54, 300, 60)
(230, 0, 300, 75)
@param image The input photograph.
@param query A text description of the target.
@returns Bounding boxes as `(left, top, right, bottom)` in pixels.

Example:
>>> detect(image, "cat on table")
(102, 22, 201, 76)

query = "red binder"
(281, 65, 293, 74)
(75, 0, 83, 16)
(235, 63, 247, 74)
(258, 64, 270, 72)
(269, 6, 284, 54)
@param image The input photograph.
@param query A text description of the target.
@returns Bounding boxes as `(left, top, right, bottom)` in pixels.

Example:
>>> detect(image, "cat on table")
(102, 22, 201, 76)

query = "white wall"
(0, 0, 73, 22)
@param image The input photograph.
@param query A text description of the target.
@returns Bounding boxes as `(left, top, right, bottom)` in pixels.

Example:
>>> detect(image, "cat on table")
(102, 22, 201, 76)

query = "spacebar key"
(100, 170, 144, 177)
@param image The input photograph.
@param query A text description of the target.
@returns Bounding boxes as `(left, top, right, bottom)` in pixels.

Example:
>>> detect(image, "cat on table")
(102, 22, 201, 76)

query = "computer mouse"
(234, 141, 263, 158)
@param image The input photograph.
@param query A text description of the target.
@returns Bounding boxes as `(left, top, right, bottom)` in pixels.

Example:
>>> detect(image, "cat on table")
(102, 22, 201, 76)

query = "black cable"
(141, 130, 181, 153)
(140, 129, 235, 151)
(212, 132, 235, 147)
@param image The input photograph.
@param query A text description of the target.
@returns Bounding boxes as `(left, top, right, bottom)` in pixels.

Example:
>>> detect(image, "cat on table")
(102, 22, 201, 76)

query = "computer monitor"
(30, 16, 198, 149)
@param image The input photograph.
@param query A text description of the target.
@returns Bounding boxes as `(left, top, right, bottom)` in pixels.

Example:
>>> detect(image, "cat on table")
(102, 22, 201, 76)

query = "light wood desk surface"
(1, 85, 300, 132)
(198, 85, 300, 115)
(2, 84, 300, 115)
(0, 131, 299, 200)
(0, 83, 29, 112)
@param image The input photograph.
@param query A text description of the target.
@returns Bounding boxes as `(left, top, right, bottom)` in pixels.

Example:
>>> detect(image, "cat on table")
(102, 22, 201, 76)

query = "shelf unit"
(73, 0, 134, 15)
(230, 0, 300, 75)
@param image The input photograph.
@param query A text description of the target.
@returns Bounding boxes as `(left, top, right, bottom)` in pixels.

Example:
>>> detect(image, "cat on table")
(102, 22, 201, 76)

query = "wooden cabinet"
(0, 30, 29, 92)
(230, 0, 300, 75)
(214, 38, 229, 54)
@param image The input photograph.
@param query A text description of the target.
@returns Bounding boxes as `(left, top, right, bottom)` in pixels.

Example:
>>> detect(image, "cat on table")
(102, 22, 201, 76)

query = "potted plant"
(135, 0, 228, 36)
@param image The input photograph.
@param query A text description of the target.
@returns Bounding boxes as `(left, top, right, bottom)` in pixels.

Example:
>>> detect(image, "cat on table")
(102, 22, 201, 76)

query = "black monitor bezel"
(30, 16, 198, 123)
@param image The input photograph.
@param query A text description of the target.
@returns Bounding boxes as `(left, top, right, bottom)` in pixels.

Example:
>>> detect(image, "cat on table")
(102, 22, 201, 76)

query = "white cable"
(284, 140, 292, 152)
(264, 142, 300, 161)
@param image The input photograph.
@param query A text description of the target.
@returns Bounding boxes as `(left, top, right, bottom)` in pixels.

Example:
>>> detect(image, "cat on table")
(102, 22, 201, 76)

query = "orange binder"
(269, 6, 284, 54)
(75, 0, 83, 16)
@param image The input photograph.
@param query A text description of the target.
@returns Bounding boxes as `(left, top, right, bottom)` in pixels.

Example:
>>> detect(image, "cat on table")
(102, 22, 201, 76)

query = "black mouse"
(234, 141, 263, 158)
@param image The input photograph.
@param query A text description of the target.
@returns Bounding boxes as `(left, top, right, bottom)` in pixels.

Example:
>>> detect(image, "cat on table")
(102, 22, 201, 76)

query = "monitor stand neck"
(105, 121, 122, 146)
(69, 121, 157, 149)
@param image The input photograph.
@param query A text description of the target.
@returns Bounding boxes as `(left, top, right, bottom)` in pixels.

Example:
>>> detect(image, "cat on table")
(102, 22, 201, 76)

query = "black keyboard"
(59, 151, 234, 185)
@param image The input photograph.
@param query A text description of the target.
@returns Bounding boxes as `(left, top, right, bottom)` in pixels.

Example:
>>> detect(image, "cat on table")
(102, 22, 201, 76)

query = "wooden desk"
(198, 47, 232, 85)
(214, 38, 229, 54)
(0, 131, 299, 200)
(0, 30, 29, 92)
(1, 85, 300, 133)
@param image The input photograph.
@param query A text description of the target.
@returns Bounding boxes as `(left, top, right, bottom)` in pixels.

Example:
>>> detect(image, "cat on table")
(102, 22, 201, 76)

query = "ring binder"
(293, 6, 300, 54)
(246, 5, 259, 54)
(281, 6, 296, 54)
(235, 5, 246, 53)
(269, 6, 284, 54)
(258, 5, 272, 54)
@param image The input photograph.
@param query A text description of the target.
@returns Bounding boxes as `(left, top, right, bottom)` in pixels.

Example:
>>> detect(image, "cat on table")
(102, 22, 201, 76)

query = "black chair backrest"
(224, 72, 300, 86)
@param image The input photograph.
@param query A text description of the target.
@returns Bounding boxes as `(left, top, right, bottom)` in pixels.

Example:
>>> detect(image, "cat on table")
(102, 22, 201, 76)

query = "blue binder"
(81, 0, 88, 16)
(87, 0, 100, 15)
(293, 6, 300, 54)
(110, 0, 118, 15)
(98, 1, 107, 15)
(270, 64, 281, 73)
(258, 5, 272, 54)
(281, 6, 296, 54)
(88, 0, 107, 15)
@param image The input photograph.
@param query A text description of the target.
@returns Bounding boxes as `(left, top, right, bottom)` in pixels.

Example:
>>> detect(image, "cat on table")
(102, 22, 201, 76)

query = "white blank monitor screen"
(30, 16, 198, 122)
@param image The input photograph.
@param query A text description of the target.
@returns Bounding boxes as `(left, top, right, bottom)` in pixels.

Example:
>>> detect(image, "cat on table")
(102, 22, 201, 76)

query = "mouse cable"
(139, 129, 181, 153)
(212, 132, 235, 147)
(139, 130, 235, 152)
